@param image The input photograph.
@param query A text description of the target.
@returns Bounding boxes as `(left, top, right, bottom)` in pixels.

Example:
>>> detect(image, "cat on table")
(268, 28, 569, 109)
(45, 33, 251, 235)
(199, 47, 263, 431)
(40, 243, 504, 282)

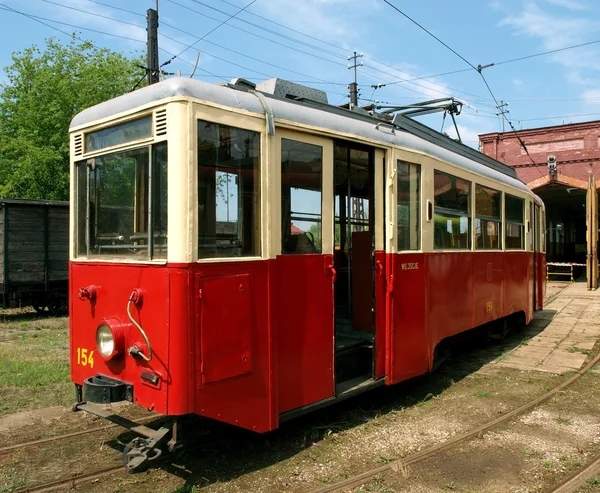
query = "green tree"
(0, 36, 144, 200)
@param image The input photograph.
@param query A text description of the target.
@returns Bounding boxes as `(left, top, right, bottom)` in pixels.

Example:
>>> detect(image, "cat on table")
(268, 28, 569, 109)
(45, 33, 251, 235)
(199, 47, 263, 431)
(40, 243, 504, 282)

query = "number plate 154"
(76, 348, 95, 368)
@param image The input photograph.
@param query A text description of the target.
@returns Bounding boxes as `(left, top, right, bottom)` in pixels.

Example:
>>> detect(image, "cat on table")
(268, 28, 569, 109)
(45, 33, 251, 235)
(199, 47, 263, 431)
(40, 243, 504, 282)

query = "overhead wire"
(212, 0, 483, 101)
(0, 3, 226, 84)
(157, 24, 347, 85)
(216, 0, 348, 55)
(382, 0, 545, 176)
(41, 0, 143, 29)
(188, 0, 346, 59)
(161, 0, 257, 67)
(0, 3, 141, 45)
(36, 0, 346, 88)
(167, 0, 348, 68)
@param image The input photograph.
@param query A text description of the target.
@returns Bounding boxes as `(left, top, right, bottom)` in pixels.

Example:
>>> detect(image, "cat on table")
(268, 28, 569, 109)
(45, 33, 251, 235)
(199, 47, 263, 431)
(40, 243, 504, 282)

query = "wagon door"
(193, 119, 276, 433)
(276, 132, 335, 414)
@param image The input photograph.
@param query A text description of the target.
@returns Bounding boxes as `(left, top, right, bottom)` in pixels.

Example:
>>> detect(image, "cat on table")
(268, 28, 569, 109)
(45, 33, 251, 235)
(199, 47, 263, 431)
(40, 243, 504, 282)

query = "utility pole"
(496, 101, 509, 133)
(347, 51, 363, 109)
(146, 7, 159, 85)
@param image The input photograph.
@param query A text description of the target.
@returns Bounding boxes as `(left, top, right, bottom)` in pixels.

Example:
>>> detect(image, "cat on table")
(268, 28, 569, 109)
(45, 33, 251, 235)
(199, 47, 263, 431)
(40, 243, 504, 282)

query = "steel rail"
(0, 415, 156, 454)
(15, 465, 123, 493)
(549, 455, 600, 493)
(312, 336, 600, 493)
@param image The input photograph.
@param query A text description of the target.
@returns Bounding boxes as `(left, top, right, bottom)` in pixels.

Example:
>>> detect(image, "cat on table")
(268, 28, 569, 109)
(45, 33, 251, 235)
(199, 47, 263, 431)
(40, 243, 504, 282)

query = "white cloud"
(580, 88, 600, 103)
(498, 1, 600, 87)
(544, 0, 589, 10)
(499, 2, 590, 50)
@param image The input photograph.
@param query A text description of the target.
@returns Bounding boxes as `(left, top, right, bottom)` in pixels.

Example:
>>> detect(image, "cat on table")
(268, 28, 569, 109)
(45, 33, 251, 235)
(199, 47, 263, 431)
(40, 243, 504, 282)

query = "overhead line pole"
(147, 7, 159, 85)
(348, 51, 363, 109)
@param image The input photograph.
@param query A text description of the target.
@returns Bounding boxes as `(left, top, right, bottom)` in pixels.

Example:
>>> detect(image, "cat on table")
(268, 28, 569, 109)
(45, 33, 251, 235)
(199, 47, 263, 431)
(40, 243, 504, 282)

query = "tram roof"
(71, 77, 536, 198)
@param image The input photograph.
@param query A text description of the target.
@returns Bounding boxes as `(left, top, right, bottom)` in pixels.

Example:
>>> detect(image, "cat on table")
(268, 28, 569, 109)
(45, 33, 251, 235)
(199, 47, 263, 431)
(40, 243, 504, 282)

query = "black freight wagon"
(0, 199, 69, 314)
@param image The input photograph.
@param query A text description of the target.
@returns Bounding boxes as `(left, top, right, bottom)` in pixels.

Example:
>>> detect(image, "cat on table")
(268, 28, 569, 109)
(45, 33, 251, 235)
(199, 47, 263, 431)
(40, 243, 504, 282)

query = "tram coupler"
(72, 400, 183, 473)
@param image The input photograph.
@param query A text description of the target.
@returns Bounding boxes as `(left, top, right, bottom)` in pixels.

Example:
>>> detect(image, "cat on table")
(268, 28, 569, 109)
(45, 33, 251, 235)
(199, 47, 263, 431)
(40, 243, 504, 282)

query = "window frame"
(505, 193, 525, 250)
(433, 170, 472, 251)
(196, 118, 262, 261)
(280, 137, 324, 255)
(474, 184, 502, 250)
(397, 160, 421, 252)
(75, 142, 168, 261)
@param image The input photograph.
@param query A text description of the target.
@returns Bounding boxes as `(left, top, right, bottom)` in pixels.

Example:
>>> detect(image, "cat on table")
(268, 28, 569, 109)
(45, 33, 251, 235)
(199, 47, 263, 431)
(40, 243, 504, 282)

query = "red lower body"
(70, 250, 545, 432)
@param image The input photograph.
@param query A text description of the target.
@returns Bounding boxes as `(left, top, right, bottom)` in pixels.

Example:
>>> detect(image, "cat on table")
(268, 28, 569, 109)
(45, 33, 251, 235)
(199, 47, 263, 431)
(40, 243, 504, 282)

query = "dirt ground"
(2, 286, 600, 493)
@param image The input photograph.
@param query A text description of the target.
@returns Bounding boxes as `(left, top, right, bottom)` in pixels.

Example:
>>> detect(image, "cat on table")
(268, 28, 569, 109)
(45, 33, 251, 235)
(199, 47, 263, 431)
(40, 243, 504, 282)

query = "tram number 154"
(76, 347, 95, 368)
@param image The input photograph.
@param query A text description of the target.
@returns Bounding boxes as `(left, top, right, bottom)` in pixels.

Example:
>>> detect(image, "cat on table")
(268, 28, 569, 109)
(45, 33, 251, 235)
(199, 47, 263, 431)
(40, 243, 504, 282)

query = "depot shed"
(0, 199, 69, 310)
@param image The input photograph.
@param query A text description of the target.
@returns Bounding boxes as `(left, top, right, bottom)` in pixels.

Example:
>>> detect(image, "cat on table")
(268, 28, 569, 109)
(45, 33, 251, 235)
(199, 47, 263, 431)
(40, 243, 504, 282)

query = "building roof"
(479, 118, 600, 140)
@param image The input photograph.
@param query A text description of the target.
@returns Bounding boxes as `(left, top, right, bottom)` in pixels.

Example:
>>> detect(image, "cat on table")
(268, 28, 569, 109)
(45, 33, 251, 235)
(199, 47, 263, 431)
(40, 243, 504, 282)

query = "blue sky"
(1, 0, 600, 148)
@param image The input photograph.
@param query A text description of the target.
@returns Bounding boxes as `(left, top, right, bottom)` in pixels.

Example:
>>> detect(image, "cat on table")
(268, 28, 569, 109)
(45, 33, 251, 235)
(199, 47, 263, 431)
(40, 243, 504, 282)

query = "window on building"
(475, 185, 501, 249)
(434, 171, 471, 249)
(281, 139, 322, 254)
(197, 120, 260, 258)
(397, 161, 420, 251)
(505, 194, 525, 249)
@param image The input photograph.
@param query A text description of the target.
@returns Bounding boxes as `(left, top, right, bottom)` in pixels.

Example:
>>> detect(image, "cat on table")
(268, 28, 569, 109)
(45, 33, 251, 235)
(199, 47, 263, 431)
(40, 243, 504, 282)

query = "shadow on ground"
(107, 309, 557, 491)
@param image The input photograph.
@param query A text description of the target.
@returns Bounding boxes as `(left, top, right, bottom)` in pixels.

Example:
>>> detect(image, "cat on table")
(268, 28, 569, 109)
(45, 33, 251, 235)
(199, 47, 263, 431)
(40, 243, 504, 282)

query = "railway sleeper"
(73, 381, 183, 473)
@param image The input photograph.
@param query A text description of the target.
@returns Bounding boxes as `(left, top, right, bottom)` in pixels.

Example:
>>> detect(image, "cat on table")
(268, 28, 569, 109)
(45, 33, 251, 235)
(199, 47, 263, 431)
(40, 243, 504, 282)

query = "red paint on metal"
(166, 266, 192, 415)
(70, 248, 543, 432)
(374, 251, 386, 378)
(427, 253, 474, 342)
(473, 253, 504, 327)
(387, 253, 428, 384)
(191, 260, 275, 432)
(275, 254, 334, 414)
(70, 262, 170, 414)
(503, 252, 530, 317)
(538, 253, 547, 309)
(198, 274, 253, 384)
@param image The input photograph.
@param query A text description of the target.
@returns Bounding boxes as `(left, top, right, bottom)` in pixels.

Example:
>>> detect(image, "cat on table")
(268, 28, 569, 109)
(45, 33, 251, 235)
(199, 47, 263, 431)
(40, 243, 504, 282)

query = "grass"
(476, 391, 492, 398)
(568, 346, 592, 355)
(0, 312, 71, 415)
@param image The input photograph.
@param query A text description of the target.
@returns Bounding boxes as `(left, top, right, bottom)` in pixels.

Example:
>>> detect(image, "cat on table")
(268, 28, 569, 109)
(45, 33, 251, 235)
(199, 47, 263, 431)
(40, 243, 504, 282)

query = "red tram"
(69, 77, 546, 471)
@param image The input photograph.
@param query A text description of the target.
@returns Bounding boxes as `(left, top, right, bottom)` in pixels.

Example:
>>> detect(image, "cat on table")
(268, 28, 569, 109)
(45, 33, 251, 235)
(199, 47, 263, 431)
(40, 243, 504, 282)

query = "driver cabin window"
(76, 143, 167, 259)
(281, 139, 323, 254)
(197, 120, 260, 258)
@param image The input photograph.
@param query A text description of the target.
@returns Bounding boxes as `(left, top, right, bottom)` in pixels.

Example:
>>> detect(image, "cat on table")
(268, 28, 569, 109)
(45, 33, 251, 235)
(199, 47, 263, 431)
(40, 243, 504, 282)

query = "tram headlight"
(96, 320, 125, 360)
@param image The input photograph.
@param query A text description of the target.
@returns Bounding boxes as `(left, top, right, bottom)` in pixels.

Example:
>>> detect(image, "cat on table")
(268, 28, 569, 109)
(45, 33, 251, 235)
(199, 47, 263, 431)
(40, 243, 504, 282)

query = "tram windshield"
(76, 143, 167, 259)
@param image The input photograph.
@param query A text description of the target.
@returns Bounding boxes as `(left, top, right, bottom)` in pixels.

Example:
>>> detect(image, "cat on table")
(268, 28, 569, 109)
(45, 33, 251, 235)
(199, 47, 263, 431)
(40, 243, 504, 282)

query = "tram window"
(505, 194, 525, 249)
(397, 161, 420, 251)
(475, 185, 501, 249)
(85, 117, 151, 152)
(433, 171, 471, 249)
(151, 143, 168, 258)
(197, 121, 260, 258)
(281, 139, 322, 254)
(76, 143, 167, 259)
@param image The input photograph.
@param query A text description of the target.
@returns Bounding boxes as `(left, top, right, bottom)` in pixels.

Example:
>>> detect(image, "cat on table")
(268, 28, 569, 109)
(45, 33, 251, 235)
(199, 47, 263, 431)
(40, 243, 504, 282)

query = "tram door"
(276, 132, 336, 414)
(332, 141, 381, 393)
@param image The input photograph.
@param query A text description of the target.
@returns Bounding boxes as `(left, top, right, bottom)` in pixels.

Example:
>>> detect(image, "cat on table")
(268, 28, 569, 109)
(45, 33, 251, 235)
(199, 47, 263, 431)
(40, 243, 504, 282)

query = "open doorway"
(333, 141, 375, 392)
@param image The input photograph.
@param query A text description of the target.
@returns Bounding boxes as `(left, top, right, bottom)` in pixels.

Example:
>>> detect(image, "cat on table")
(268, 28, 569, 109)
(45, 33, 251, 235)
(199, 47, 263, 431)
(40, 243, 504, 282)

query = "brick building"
(479, 120, 600, 277)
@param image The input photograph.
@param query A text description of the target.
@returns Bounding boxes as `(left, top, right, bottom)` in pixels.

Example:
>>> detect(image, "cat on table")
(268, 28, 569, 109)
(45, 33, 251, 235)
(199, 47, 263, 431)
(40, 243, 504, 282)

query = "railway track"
(550, 454, 600, 493)
(312, 341, 600, 493)
(0, 415, 156, 455)
(6, 290, 583, 493)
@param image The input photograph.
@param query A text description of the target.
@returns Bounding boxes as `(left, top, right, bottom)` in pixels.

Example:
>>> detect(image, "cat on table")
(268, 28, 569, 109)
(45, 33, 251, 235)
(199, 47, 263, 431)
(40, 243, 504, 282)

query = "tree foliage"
(0, 37, 144, 200)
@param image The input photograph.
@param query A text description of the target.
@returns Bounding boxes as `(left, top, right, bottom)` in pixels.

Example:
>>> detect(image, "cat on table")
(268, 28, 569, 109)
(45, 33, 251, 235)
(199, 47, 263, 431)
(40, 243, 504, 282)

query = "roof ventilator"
(255, 78, 328, 104)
